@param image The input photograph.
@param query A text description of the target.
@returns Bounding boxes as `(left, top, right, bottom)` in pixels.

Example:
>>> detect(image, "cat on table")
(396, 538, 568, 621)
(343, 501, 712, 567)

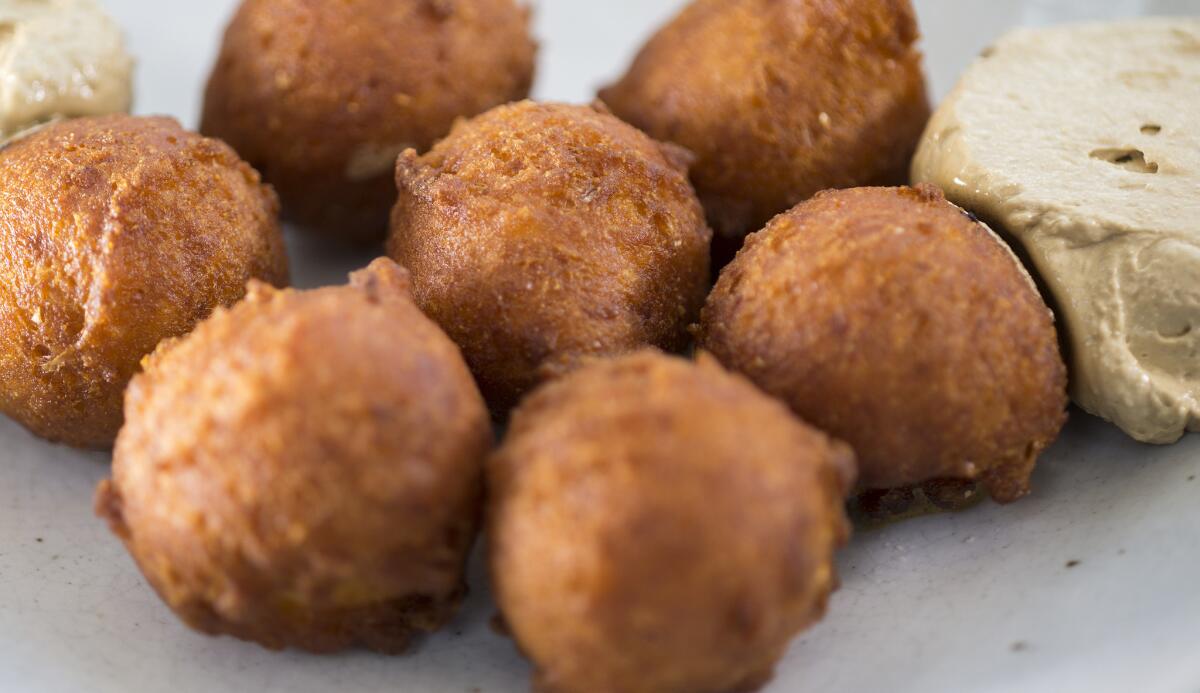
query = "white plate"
(2, 1, 1198, 692)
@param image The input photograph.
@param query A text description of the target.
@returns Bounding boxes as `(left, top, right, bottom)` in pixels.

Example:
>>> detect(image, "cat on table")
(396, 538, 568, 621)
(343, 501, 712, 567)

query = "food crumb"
(490, 614, 511, 636)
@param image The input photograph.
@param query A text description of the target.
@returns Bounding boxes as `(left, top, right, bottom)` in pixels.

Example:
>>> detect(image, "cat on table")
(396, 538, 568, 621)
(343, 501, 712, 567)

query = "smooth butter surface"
(0, 0, 134, 139)
(913, 18, 1200, 443)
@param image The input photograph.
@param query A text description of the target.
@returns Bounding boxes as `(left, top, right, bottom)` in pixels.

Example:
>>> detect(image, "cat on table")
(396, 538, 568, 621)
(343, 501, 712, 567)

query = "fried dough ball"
(95, 259, 491, 653)
(600, 0, 930, 239)
(388, 101, 712, 410)
(699, 186, 1069, 503)
(489, 350, 855, 693)
(201, 0, 537, 242)
(0, 115, 288, 449)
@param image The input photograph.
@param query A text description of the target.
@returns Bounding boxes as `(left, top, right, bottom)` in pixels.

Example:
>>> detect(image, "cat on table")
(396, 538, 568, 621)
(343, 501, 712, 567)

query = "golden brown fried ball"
(201, 0, 537, 242)
(489, 350, 855, 693)
(699, 186, 1069, 503)
(0, 115, 288, 449)
(600, 0, 931, 239)
(388, 101, 713, 411)
(95, 259, 491, 653)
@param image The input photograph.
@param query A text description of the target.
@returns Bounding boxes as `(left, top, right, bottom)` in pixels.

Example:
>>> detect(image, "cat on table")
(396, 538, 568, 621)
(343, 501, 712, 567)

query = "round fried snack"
(95, 259, 492, 653)
(700, 186, 1069, 503)
(0, 115, 288, 449)
(388, 101, 713, 410)
(489, 350, 855, 693)
(599, 0, 930, 239)
(201, 0, 537, 242)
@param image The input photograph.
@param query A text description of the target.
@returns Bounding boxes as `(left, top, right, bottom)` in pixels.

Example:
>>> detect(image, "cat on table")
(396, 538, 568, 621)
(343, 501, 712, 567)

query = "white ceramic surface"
(2, 1, 1198, 692)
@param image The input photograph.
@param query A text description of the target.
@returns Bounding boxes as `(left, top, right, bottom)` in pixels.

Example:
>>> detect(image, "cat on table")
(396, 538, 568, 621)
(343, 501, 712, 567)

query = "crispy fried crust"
(95, 259, 492, 653)
(387, 101, 713, 411)
(489, 350, 855, 693)
(700, 186, 1069, 503)
(600, 0, 930, 239)
(202, 0, 537, 242)
(0, 115, 288, 449)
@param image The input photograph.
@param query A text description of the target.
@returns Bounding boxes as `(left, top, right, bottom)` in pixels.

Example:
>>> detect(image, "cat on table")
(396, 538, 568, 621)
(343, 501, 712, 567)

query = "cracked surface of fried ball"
(201, 0, 537, 242)
(0, 114, 288, 449)
(489, 350, 855, 693)
(700, 185, 1069, 503)
(600, 0, 930, 239)
(388, 101, 713, 411)
(95, 259, 491, 653)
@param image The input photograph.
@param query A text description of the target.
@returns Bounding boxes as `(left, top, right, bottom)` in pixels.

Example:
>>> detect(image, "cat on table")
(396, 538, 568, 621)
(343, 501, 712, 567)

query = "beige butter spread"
(913, 19, 1200, 444)
(0, 0, 133, 140)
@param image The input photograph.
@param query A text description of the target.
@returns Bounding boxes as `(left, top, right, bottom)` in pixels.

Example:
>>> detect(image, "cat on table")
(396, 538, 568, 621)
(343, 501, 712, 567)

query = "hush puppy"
(95, 259, 491, 653)
(202, 0, 537, 242)
(388, 101, 712, 410)
(489, 350, 855, 693)
(600, 0, 930, 239)
(0, 115, 288, 449)
(700, 186, 1069, 503)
